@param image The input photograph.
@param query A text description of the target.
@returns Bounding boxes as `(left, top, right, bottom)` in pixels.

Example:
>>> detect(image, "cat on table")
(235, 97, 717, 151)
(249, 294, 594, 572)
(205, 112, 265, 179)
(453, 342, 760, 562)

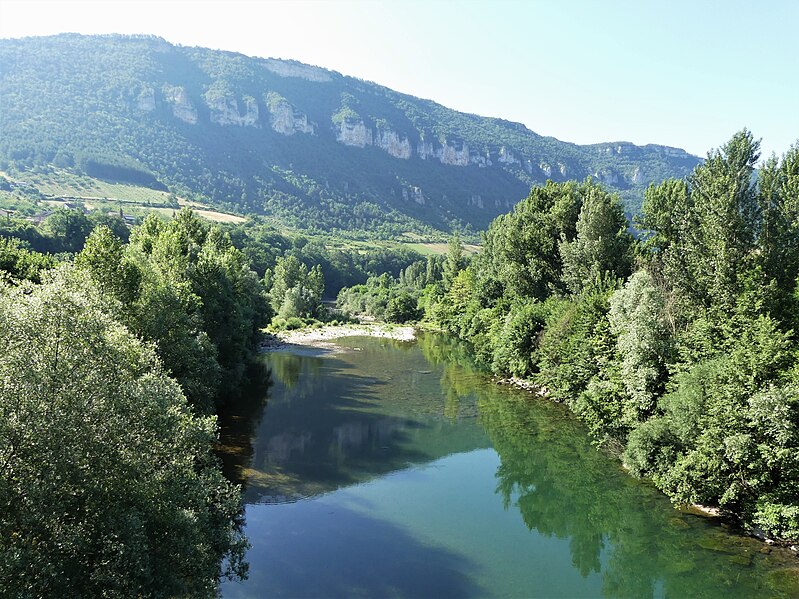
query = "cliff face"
(0, 34, 703, 234)
(163, 85, 197, 124)
(266, 94, 315, 135)
(207, 94, 260, 127)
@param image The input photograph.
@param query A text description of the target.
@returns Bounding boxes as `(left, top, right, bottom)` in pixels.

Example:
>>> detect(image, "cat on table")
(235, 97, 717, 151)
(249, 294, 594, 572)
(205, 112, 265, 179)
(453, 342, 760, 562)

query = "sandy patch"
(260, 324, 416, 354)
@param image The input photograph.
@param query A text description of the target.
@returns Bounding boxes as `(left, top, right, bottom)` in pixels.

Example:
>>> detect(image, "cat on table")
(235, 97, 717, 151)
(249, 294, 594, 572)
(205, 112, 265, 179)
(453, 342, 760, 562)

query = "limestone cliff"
(266, 92, 315, 135)
(498, 146, 521, 166)
(135, 86, 156, 112)
(262, 59, 333, 82)
(374, 127, 412, 159)
(437, 140, 470, 166)
(206, 93, 260, 127)
(335, 118, 373, 148)
(162, 85, 197, 124)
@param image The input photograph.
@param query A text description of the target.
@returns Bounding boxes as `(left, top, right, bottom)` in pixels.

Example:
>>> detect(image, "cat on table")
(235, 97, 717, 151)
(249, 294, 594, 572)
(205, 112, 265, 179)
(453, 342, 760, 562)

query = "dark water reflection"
(219, 333, 799, 598)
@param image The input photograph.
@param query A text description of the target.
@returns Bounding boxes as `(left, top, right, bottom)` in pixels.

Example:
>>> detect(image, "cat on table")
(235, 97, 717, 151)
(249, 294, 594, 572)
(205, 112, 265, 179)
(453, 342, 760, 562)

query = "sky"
(1, 0, 797, 158)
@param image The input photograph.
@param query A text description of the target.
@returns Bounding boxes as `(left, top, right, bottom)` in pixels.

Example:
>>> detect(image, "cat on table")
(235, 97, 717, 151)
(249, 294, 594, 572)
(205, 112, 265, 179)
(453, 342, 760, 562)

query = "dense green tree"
(477, 180, 582, 302)
(0, 236, 54, 283)
(0, 268, 247, 597)
(43, 208, 94, 253)
(608, 271, 673, 425)
(266, 254, 324, 319)
(442, 233, 466, 289)
(559, 183, 633, 295)
(384, 291, 421, 323)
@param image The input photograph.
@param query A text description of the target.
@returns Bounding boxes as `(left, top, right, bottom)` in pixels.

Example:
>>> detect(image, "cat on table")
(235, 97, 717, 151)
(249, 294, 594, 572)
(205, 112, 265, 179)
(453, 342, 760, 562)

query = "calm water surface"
(219, 333, 799, 598)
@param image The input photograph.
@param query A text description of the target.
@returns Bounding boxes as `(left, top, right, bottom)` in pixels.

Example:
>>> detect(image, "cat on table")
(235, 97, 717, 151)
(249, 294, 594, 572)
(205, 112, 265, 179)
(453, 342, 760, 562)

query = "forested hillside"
(0, 34, 700, 237)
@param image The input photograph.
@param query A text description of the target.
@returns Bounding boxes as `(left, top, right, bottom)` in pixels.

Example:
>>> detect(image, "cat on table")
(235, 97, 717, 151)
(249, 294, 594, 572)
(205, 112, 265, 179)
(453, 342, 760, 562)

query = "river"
(218, 332, 798, 598)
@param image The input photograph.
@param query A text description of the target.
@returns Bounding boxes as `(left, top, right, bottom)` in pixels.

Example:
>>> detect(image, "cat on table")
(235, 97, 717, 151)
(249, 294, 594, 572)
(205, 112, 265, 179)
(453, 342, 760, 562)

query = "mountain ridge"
(0, 33, 702, 236)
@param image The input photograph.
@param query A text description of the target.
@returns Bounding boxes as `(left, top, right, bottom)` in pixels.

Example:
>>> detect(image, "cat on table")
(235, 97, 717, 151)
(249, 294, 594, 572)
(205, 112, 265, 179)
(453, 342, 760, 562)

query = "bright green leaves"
(265, 254, 324, 320)
(0, 268, 247, 596)
(559, 182, 633, 295)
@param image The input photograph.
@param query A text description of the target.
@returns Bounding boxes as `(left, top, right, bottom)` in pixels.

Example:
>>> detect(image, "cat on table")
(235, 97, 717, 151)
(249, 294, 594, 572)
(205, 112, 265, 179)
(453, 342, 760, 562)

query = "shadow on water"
(223, 501, 484, 599)
(216, 359, 273, 485)
(218, 333, 799, 598)
(218, 337, 489, 504)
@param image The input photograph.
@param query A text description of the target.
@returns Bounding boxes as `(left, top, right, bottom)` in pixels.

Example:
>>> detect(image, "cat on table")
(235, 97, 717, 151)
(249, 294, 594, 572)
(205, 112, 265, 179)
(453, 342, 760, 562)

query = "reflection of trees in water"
(269, 352, 324, 389)
(216, 359, 272, 488)
(426, 333, 795, 599)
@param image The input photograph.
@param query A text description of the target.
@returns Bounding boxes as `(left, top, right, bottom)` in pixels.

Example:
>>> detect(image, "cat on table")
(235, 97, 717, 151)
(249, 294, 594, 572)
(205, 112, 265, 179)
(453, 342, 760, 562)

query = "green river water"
(218, 333, 798, 598)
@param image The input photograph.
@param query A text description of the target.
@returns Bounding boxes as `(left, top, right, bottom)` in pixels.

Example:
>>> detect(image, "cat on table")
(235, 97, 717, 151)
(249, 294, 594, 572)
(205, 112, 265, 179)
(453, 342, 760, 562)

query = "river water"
(218, 333, 798, 598)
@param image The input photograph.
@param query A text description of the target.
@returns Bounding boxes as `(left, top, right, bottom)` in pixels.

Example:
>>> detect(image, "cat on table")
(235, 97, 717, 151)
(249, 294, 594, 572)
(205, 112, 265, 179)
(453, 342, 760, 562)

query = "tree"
(559, 183, 633, 295)
(43, 208, 94, 253)
(608, 271, 673, 425)
(0, 267, 247, 597)
(442, 233, 465, 289)
(75, 225, 140, 305)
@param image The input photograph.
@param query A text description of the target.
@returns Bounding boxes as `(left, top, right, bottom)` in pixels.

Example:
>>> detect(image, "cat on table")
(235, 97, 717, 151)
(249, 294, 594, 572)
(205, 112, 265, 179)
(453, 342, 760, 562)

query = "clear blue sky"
(2, 0, 797, 158)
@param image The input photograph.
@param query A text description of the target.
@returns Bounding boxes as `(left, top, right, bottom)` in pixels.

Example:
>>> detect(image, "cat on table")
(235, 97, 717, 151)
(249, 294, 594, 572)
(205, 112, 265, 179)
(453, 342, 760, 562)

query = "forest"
(339, 130, 799, 542)
(0, 200, 431, 595)
(2, 129, 798, 597)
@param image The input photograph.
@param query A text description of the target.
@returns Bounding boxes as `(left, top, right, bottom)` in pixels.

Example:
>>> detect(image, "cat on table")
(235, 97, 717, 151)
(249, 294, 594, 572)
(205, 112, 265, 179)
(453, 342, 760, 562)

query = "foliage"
(416, 133, 799, 540)
(0, 267, 247, 596)
(75, 209, 270, 411)
(0, 34, 699, 238)
(0, 237, 55, 283)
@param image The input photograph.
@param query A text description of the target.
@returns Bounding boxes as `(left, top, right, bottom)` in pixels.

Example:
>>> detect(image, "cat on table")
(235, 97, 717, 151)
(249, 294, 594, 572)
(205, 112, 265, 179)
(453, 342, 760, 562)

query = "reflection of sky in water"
(219, 335, 799, 599)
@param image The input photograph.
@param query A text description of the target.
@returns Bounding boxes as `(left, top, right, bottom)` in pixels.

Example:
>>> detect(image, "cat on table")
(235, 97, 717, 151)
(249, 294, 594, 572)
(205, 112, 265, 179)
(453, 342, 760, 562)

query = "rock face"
(402, 186, 425, 205)
(262, 59, 333, 82)
(631, 166, 644, 184)
(335, 118, 372, 147)
(595, 169, 619, 185)
(417, 140, 435, 160)
(470, 152, 491, 167)
(374, 127, 412, 159)
(266, 93, 315, 135)
(498, 146, 520, 165)
(437, 140, 470, 166)
(135, 87, 155, 112)
(163, 85, 197, 124)
(206, 94, 260, 127)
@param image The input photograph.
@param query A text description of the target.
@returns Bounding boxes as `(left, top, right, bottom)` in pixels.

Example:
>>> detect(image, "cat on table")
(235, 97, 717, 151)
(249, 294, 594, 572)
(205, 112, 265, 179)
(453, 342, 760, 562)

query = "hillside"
(0, 34, 701, 237)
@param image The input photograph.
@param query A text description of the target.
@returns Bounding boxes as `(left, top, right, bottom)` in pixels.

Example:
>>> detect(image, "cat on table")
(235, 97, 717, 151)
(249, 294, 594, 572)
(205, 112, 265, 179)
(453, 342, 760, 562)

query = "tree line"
(338, 131, 799, 541)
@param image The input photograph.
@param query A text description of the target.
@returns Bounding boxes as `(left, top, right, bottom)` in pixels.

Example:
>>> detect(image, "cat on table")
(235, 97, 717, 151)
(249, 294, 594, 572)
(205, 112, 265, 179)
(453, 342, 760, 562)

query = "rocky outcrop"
(558, 163, 568, 177)
(163, 85, 197, 124)
(470, 152, 491, 167)
(135, 87, 155, 112)
(374, 127, 412, 159)
(438, 140, 470, 166)
(402, 186, 425, 205)
(469, 194, 484, 209)
(595, 169, 620, 185)
(417, 140, 435, 160)
(335, 118, 372, 147)
(262, 59, 333, 82)
(498, 146, 521, 166)
(266, 93, 315, 135)
(206, 93, 260, 127)
(631, 166, 644, 184)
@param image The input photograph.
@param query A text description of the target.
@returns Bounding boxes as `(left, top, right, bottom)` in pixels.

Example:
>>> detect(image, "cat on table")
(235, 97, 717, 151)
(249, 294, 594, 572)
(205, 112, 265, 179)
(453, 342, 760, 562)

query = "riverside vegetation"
(0, 205, 425, 595)
(1, 129, 797, 596)
(338, 131, 799, 543)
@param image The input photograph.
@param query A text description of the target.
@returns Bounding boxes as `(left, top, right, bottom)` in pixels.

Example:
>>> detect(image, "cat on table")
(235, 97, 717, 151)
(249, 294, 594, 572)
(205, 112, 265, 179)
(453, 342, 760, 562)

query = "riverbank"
(260, 323, 416, 354)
